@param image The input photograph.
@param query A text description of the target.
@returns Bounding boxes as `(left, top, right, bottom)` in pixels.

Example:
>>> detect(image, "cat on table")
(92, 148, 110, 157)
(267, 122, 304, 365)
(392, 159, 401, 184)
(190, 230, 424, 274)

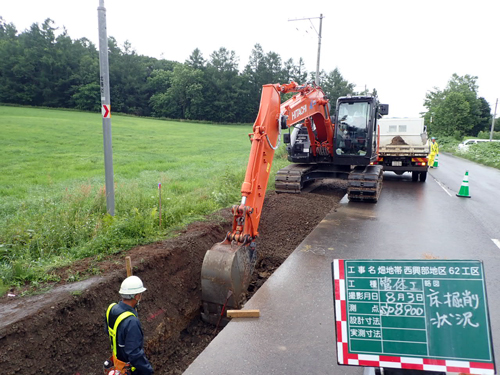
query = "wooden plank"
(125, 256, 132, 277)
(226, 309, 260, 318)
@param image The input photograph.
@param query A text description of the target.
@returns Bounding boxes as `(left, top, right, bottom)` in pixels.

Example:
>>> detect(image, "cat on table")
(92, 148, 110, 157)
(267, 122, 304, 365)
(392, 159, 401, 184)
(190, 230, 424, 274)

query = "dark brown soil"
(0, 184, 345, 375)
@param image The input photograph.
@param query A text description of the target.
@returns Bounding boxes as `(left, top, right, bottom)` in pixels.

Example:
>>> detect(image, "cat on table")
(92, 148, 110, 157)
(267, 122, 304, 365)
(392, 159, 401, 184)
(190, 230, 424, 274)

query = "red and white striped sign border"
(333, 259, 495, 375)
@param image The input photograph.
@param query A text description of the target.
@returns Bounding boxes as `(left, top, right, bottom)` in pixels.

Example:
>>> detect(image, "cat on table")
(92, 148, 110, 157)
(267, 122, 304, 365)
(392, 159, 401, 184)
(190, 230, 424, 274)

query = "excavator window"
(336, 102, 370, 156)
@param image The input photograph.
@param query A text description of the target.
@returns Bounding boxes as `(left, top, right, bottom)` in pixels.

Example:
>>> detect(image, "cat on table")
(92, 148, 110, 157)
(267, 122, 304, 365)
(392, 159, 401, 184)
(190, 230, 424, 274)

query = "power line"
(288, 14, 324, 85)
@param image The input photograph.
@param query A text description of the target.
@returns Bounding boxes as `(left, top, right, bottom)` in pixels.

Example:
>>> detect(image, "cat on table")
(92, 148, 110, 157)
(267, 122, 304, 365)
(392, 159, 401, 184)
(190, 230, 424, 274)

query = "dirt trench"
(0, 185, 345, 375)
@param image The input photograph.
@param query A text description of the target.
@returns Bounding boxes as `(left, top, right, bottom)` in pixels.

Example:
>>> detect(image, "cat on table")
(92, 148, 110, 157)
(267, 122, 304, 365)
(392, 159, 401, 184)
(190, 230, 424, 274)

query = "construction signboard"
(332, 259, 495, 374)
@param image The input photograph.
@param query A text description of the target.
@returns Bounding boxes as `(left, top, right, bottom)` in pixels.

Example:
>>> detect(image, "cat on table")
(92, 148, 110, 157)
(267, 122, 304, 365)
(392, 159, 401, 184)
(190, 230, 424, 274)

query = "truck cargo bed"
(379, 145, 429, 156)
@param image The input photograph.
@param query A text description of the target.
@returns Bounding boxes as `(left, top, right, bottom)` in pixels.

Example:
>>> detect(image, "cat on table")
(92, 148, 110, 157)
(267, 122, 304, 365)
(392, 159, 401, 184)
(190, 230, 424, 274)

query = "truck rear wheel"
(419, 171, 427, 182)
(411, 172, 418, 182)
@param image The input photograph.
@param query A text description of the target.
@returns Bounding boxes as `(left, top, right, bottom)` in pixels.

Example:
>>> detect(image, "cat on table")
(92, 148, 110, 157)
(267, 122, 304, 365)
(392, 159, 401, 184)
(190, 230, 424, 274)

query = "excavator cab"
(333, 96, 388, 166)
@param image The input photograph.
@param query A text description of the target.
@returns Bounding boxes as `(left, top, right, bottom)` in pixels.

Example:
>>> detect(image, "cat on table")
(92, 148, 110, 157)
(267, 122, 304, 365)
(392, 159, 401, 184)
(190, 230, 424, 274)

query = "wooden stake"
(125, 256, 132, 277)
(158, 182, 162, 229)
(226, 309, 260, 318)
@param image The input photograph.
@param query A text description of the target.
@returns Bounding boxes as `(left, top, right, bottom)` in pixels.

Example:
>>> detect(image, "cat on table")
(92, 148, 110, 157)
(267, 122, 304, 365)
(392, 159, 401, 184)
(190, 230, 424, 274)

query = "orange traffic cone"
(456, 171, 471, 198)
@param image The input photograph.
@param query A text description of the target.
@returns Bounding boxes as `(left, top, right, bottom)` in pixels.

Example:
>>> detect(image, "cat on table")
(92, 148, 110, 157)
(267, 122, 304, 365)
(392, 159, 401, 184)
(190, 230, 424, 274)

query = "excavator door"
(333, 96, 388, 166)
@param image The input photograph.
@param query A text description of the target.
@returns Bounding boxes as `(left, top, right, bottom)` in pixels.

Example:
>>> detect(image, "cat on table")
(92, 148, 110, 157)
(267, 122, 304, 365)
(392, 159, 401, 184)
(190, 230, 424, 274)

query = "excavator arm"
(231, 82, 333, 243)
(201, 82, 332, 325)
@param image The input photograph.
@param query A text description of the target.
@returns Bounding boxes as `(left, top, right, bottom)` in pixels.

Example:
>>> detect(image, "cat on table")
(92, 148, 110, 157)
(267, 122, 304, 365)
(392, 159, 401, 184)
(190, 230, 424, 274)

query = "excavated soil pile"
(0, 185, 345, 375)
(390, 136, 408, 145)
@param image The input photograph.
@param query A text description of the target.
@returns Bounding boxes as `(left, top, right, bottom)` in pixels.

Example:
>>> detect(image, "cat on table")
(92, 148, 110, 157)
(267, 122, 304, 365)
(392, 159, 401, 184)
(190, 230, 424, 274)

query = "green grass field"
(438, 136, 500, 169)
(0, 106, 289, 291)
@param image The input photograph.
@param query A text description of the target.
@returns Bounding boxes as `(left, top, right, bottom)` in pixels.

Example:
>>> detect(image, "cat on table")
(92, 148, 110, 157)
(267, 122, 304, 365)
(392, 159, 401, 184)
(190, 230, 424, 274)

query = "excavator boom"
(201, 82, 331, 325)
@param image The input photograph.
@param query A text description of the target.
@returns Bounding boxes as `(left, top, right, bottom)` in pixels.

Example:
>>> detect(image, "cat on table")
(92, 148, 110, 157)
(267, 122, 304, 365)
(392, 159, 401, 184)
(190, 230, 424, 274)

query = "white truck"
(377, 118, 430, 182)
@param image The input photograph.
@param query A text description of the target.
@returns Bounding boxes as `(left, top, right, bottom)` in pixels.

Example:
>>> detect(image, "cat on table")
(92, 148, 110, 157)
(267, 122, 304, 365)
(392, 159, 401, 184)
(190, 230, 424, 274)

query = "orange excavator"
(201, 82, 388, 325)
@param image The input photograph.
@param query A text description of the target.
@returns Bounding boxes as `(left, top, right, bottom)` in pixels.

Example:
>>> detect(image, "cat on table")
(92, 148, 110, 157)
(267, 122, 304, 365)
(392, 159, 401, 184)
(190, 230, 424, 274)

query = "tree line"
(423, 74, 498, 138)
(2, 17, 497, 134)
(0, 17, 359, 123)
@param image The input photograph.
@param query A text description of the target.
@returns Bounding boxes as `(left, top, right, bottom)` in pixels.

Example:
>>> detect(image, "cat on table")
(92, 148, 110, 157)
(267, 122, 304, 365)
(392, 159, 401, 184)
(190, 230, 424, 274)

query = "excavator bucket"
(201, 241, 257, 326)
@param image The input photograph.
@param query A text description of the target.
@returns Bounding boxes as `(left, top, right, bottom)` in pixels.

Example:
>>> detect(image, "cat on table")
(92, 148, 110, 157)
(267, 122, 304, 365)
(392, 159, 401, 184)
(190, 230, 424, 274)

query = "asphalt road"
(185, 153, 500, 375)
(426, 152, 500, 241)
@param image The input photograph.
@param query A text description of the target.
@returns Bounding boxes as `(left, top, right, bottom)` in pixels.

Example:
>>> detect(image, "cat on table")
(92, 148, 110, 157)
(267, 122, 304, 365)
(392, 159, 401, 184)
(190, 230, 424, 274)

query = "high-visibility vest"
(431, 142, 439, 154)
(106, 303, 137, 372)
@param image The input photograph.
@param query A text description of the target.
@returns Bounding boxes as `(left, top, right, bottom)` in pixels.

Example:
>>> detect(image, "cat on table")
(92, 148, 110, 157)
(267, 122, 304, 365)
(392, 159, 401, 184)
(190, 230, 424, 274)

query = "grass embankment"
(0, 106, 289, 293)
(437, 136, 500, 169)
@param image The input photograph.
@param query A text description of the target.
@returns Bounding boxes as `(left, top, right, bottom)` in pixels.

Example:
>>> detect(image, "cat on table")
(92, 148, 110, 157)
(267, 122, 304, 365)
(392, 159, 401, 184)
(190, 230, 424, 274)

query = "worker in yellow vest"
(428, 137, 439, 168)
(105, 276, 154, 375)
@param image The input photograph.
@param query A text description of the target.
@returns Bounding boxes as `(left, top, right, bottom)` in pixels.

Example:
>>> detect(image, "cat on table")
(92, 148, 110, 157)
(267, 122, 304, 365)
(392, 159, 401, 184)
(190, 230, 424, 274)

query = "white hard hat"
(119, 275, 147, 295)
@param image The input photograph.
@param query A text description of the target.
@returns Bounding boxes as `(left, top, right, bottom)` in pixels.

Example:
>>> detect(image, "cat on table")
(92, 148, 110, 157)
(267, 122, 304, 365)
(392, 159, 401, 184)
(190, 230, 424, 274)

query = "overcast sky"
(2, 0, 499, 118)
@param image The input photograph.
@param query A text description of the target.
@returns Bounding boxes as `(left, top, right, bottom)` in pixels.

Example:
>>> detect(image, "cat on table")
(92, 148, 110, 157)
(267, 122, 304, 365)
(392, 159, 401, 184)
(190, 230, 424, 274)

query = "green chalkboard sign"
(333, 259, 495, 374)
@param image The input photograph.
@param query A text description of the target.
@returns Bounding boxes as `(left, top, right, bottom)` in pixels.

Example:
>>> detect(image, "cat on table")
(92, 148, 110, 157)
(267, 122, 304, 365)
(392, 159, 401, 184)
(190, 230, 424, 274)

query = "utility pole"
(289, 14, 324, 85)
(98, 0, 115, 215)
(315, 14, 323, 86)
(490, 98, 498, 142)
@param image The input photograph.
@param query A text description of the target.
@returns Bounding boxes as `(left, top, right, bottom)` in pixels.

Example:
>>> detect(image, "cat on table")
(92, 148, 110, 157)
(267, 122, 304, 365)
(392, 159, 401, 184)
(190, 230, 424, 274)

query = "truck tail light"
(411, 157, 428, 166)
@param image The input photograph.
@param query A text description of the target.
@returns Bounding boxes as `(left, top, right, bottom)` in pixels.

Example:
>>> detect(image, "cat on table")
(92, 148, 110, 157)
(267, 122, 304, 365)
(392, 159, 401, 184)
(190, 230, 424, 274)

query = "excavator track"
(275, 164, 316, 193)
(347, 165, 383, 202)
